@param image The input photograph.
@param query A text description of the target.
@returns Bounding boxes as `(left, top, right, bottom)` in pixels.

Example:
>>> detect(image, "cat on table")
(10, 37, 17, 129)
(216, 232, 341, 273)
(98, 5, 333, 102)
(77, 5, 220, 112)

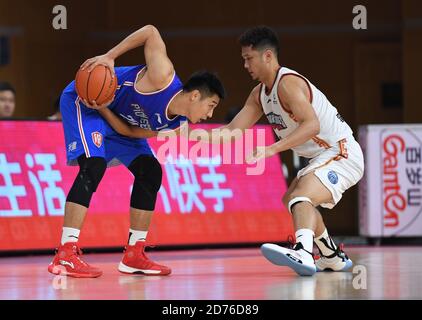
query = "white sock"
(128, 229, 148, 245)
(61, 227, 80, 245)
(295, 229, 314, 253)
(314, 228, 337, 257)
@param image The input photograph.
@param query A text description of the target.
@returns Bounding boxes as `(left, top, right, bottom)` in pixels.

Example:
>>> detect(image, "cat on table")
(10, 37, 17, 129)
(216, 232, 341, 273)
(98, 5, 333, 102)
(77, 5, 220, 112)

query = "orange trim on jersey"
(312, 136, 331, 149)
(314, 139, 349, 171)
(336, 138, 349, 159)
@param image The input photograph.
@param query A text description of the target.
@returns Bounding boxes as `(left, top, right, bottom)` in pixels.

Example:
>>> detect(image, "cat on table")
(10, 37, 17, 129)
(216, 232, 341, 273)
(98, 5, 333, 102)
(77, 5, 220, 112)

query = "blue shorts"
(60, 89, 153, 167)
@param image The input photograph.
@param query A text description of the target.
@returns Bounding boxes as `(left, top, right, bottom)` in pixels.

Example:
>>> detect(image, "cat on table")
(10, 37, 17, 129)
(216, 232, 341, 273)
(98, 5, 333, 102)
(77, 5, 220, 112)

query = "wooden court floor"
(0, 246, 421, 300)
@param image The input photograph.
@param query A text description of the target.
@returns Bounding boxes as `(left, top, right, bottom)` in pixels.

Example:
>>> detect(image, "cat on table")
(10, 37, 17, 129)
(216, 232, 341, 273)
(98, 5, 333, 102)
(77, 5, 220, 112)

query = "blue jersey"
(60, 65, 187, 167)
(109, 65, 186, 131)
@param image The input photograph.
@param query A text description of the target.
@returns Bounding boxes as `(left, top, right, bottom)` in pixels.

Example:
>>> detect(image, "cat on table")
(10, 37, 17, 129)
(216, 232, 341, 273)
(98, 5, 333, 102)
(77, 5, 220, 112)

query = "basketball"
(75, 65, 117, 105)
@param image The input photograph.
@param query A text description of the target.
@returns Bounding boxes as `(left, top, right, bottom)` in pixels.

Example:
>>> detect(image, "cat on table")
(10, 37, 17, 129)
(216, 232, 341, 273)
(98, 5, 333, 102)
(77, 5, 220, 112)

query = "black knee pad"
(66, 156, 107, 208)
(128, 155, 162, 211)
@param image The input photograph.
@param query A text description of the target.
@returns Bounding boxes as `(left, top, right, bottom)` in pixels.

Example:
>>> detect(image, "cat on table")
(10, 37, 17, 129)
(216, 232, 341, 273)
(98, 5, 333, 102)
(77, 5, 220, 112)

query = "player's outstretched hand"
(82, 96, 115, 110)
(80, 54, 115, 77)
(246, 146, 276, 164)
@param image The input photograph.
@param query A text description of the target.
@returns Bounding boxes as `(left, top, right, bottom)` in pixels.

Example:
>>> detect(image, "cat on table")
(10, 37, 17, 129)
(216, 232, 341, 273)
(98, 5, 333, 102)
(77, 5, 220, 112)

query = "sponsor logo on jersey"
(266, 112, 287, 130)
(155, 113, 163, 125)
(131, 104, 152, 130)
(272, 94, 278, 104)
(328, 170, 339, 185)
(266, 94, 278, 105)
(91, 132, 103, 148)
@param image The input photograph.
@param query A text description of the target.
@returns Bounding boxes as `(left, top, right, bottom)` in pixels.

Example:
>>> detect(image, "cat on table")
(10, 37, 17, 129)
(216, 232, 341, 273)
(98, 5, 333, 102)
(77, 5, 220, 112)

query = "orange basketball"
(75, 65, 117, 105)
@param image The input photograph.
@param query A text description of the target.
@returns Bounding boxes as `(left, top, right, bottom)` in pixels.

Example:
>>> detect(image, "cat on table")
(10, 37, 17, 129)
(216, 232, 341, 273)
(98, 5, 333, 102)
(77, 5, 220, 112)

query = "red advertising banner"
(0, 121, 293, 250)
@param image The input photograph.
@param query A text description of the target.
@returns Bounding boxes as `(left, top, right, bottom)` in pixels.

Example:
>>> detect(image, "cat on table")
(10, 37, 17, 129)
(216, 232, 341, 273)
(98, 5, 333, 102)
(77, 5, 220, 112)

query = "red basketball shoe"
(48, 243, 103, 278)
(118, 242, 171, 276)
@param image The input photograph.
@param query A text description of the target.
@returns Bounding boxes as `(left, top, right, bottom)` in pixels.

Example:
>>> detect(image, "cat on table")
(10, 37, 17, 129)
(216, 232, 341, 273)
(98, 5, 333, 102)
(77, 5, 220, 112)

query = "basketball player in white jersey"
(201, 26, 364, 276)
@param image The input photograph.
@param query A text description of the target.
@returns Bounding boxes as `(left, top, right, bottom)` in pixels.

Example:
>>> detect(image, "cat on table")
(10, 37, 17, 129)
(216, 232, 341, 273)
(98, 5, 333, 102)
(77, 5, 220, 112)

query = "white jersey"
(260, 67, 353, 158)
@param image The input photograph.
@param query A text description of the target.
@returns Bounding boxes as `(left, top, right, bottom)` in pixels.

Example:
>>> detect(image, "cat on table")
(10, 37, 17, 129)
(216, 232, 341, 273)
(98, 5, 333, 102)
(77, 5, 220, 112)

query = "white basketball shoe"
(315, 244, 353, 272)
(261, 242, 316, 276)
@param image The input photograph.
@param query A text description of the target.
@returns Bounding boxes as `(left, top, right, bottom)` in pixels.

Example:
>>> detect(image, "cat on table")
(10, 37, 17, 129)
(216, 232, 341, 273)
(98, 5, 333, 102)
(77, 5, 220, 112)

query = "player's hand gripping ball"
(75, 64, 117, 109)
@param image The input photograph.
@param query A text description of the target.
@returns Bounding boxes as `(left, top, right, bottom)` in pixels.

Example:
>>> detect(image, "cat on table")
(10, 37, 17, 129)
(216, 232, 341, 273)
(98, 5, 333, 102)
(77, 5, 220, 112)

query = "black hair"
(239, 26, 280, 56)
(0, 82, 16, 94)
(183, 71, 225, 100)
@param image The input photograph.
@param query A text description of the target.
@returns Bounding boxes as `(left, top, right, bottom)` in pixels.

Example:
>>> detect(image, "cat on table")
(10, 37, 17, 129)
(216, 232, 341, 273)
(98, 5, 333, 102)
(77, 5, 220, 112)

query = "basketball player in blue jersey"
(48, 25, 225, 278)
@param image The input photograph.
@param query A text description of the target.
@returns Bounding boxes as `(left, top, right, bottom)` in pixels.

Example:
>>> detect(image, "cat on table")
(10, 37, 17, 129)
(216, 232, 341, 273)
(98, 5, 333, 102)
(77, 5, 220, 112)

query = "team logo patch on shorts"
(68, 141, 77, 152)
(328, 171, 338, 185)
(91, 132, 103, 148)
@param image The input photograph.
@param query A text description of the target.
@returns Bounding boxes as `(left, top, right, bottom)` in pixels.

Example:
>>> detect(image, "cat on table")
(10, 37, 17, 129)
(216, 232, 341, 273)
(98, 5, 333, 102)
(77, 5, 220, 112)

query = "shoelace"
(54, 245, 90, 269)
(337, 243, 348, 260)
(320, 243, 347, 260)
(286, 235, 315, 261)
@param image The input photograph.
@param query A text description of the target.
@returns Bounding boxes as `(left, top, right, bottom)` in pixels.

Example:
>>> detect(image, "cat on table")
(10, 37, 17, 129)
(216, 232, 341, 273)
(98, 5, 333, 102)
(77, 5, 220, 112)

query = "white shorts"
(296, 136, 364, 209)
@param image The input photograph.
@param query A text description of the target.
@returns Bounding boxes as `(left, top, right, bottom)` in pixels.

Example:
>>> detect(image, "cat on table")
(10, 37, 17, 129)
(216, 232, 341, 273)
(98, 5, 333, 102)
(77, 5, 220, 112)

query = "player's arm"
(141, 26, 174, 88)
(272, 76, 320, 151)
(156, 121, 188, 139)
(188, 85, 263, 144)
(80, 25, 174, 88)
(247, 76, 319, 163)
(98, 108, 158, 139)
